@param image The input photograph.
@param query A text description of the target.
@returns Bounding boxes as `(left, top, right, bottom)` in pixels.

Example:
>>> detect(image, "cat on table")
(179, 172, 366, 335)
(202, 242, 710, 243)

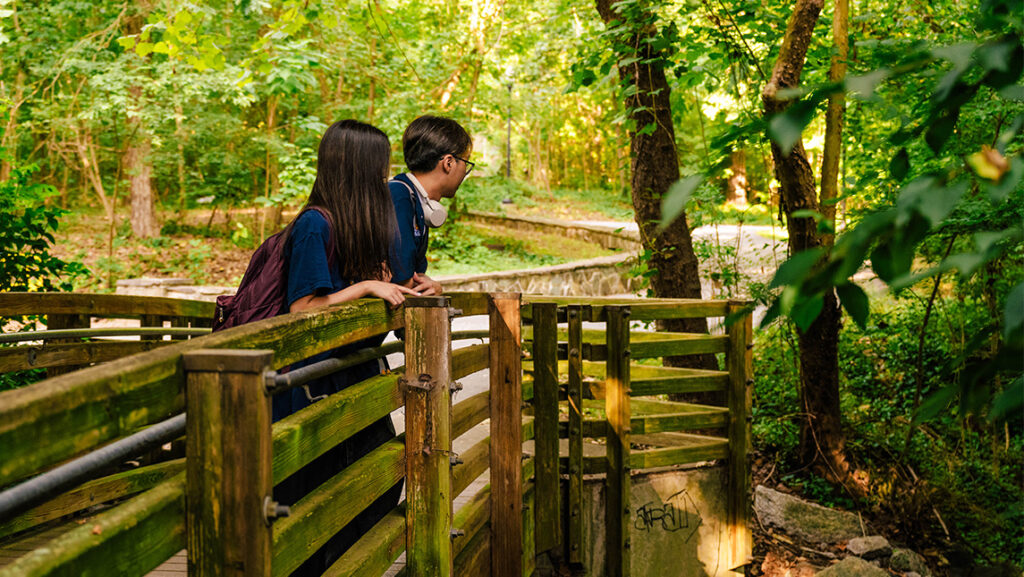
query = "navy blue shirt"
(388, 174, 429, 285)
(287, 209, 346, 308)
(273, 209, 384, 422)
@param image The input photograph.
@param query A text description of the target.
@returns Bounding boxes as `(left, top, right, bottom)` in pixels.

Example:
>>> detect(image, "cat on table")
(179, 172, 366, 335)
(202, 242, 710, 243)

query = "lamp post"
(506, 82, 512, 179)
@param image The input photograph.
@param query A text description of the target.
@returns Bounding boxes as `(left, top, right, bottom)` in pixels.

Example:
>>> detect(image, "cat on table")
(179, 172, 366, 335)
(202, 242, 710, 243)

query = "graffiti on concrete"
(634, 488, 703, 542)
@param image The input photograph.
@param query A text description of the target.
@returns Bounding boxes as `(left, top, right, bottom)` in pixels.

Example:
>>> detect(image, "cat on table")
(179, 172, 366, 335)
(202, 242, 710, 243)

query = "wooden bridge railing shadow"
(0, 291, 752, 577)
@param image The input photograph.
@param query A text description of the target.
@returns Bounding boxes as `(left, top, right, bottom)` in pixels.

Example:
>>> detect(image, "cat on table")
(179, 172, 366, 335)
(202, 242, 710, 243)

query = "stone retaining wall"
(117, 213, 643, 299)
(437, 252, 641, 296)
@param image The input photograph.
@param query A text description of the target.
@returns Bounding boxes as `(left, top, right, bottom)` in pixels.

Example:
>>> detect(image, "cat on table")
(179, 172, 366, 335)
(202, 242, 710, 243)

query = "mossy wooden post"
(605, 305, 631, 577)
(45, 312, 89, 377)
(726, 301, 753, 571)
(184, 349, 274, 577)
(489, 292, 522, 577)
(566, 304, 584, 567)
(404, 296, 454, 577)
(531, 302, 561, 558)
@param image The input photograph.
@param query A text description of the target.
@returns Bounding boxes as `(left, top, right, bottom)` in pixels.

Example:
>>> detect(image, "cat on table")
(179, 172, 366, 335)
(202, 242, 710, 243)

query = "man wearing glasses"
(388, 115, 473, 296)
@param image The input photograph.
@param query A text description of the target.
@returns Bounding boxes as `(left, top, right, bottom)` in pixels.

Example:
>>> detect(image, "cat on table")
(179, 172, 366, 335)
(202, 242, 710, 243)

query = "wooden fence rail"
(0, 292, 751, 577)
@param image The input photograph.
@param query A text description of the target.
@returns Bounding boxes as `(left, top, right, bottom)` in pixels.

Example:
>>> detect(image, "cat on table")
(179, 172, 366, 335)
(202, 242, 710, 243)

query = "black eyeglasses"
(452, 154, 475, 174)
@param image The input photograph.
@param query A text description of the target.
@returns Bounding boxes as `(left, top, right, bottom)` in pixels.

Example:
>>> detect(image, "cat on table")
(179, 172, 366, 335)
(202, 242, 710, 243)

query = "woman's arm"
(289, 280, 419, 313)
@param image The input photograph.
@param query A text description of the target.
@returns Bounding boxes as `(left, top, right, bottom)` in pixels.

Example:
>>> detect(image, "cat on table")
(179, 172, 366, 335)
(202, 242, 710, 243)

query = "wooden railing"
(0, 292, 752, 577)
(0, 292, 214, 375)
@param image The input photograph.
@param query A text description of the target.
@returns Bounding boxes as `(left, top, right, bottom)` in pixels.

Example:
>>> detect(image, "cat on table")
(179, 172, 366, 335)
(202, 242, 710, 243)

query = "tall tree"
(761, 0, 851, 481)
(595, 0, 714, 370)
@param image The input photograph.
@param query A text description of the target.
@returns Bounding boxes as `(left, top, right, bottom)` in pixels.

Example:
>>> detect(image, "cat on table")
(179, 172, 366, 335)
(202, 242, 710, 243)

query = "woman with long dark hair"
(274, 119, 413, 576)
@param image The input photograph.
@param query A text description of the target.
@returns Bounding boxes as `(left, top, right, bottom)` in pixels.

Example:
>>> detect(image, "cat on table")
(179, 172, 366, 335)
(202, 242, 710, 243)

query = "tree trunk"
(176, 104, 187, 211)
(820, 0, 849, 244)
(725, 150, 749, 206)
(762, 0, 849, 481)
(595, 0, 714, 374)
(125, 85, 158, 239)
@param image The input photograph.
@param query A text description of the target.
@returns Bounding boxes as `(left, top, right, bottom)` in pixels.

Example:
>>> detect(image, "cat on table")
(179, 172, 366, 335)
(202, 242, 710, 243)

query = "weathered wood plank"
(605, 306, 631, 577)
(560, 408, 729, 438)
(446, 292, 490, 317)
(453, 437, 490, 497)
(561, 435, 729, 474)
(0, 475, 185, 577)
(565, 304, 584, 567)
(43, 313, 89, 378)
(0, 298, 400, 488)
(530, 302, 560, 558)
(489, 293, 522, 577)
(0, 327, 210, 345)
(272, 370, 403, 484)
(323, 505, 405, 577)
(403, 296, 454, 577)
(0, 459, 184, 540)
(452, 525, 490, 577)
(522, 484, 536, 577)
(522, 296, 728, 321)
(0, 292, 214, 319)
(0, 341, 172, 373)
(522, 327, 729, 360)
(452, 390, 489, 441)
(453, 484, 490, 560)
(727, 301, 753, 571)
(271, 439, 406, 577)
(185, 349, 273, 577)
(452, 343, 489, 381)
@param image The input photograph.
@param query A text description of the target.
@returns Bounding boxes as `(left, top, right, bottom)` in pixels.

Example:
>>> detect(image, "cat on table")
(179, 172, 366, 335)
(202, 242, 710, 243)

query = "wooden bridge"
(0, 291, 752, 576)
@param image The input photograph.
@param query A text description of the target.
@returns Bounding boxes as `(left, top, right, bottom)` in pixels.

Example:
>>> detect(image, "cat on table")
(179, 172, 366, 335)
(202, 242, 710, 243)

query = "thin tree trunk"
(126, 85, 158, 238)
(726, 150, 748, 206)
(762, 0, 850, 481)
(176, 104, 187, 211)
(595, 0, 714, 375)
(820, 0, 849, 244)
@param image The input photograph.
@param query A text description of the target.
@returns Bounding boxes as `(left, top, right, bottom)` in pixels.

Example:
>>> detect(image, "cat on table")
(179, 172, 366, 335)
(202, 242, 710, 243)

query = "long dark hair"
(284, 120, 395, 282)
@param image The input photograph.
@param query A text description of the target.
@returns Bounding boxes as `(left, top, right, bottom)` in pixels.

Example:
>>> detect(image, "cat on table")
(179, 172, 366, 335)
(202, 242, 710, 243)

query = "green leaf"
(990, 376, 1024, 421)
(658, 175, 702, 232)
(791, 294, 824, 332)
(1004, 282, 1024, 343)
(770, 247, 825, 288)
(637, 122, 657, 136)
(836, 283, 869, 329)
(767, 99, 817, 156)
(845, 69, 888, 100)
(889, 148, 910, 181)
(135, 42, 154, 57)
(925, 109, 959, 155)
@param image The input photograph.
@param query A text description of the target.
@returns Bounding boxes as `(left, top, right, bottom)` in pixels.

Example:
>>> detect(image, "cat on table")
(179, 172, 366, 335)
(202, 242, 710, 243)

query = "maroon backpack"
(213, 207, 333, 331)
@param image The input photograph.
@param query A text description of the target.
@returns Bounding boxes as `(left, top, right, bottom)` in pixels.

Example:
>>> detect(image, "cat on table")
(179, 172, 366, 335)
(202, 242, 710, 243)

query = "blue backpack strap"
(392, 177, 426, 236)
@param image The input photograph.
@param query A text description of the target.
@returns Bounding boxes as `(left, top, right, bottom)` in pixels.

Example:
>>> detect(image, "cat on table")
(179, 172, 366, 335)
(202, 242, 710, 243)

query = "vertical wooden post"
(141, 314, 162, 341)
(489, 292, 522, 577)
(184, 349, 274, 577)
(726, 301, 753, 571)
(404, 296, 454, 577)
(45, 313, 89, 377)
(531, 302, 560, 557)
(605, 306, 631, 577)
(566, 305, 584, 567)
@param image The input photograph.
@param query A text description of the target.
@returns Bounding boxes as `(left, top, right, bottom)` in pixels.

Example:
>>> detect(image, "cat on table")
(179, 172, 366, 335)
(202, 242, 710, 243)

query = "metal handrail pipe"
(0, 413, 187, 522)
(267, 329, 490, 395)
(0, 327, 211, 344)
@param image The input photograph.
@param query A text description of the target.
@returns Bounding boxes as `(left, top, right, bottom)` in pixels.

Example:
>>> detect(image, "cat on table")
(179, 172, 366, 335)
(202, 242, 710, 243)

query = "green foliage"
(0, 151, 87, 293)
(754, 297, 1024, 564)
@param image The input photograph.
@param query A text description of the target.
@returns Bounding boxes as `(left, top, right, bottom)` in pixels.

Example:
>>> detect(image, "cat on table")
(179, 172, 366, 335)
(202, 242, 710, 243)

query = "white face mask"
(417, 189, 448, 228)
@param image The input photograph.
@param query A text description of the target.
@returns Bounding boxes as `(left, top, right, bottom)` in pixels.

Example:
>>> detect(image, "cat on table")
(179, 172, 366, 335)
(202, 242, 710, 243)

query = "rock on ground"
(816, 556, 889, 577)
(890, 548, 931, 576)
(846, 535, 891, 560)
(753, 485, 865, 544)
